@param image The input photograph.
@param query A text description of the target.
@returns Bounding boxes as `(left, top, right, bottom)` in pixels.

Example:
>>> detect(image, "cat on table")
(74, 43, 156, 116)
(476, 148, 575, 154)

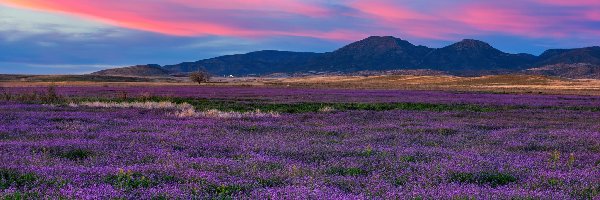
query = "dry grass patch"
(71, 101, 280, 118)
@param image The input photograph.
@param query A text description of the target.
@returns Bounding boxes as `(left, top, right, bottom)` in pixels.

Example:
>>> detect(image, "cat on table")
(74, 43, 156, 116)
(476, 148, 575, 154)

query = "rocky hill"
(92, 64, 169, 77)
(420, 39, 536, 71)
(537, 47, 600, 66)
(92, 36, 600, 78)
(524, 63, 600, 79)
(302, 36, 433, 72)
(163, 50, 321, 76)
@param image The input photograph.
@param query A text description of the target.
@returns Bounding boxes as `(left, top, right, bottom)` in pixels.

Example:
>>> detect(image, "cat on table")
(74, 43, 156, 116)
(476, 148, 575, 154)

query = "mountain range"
(92, 36, 600, 78)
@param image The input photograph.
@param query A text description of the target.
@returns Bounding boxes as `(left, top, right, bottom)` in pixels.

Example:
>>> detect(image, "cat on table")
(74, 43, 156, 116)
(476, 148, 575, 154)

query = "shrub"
(190, 71, 211, 84)
(0, 85, 64, 104)
(0, 87, 11, 101)
(44, 85, 60, 103)
(116, 91, 128, 99)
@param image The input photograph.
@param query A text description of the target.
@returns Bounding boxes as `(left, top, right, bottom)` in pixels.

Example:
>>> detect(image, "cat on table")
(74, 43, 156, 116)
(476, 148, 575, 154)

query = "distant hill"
(537, 47, 600, 66)
(524, 63, 600, 79)
(0, 74, 162, 82)
(303, 36, 433, 72)
(163, 50, 322, 75)
(420, 39, 536, 71)
(92, 64, 169, 77)
(92, 36, 600, 78)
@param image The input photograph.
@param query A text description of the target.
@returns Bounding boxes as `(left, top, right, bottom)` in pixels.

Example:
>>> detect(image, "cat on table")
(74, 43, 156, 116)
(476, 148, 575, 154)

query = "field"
(3, 74, 600, 95)
(0, 84, 600, 199)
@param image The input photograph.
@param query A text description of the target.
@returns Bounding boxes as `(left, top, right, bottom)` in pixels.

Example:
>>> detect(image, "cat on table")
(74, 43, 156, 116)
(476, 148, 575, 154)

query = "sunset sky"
(1, 0, 599, 74)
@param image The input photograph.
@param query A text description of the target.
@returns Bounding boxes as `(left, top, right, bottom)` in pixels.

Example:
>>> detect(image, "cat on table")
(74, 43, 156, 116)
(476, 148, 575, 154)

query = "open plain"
(1, 76, 599, 199)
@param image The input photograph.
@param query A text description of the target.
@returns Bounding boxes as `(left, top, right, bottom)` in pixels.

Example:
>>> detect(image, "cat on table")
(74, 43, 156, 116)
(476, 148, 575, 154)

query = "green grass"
(449, 171, 517, 187)
(207, 184, 246, 200)
(256, 177, 286, 187)
(326, 167, 369, 176)
(8, 91, 600, 114)
(1, 192, 41, 200)
(105, 170, 153, 190)
(72, 96, 499, 113)
(0, 169, 38, 189)
(52, 149, 94, 161)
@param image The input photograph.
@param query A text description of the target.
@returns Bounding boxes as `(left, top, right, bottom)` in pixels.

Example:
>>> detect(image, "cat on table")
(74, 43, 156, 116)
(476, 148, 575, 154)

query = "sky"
(0, 0, 599, 74)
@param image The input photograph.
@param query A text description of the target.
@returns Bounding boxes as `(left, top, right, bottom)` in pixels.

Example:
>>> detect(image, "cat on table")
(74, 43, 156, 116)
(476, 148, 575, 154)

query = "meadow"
(0, 86, 599, 199)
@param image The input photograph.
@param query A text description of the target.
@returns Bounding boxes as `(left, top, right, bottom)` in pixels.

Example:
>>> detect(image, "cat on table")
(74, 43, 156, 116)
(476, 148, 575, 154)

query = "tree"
(189, 71, 211, 84)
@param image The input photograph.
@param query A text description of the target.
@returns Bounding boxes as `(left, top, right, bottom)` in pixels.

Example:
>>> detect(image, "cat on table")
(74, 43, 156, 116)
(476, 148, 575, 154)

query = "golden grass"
(3, 75, 600, 95)
(271, 75, 600, 95)
(70, 101, 280, 118)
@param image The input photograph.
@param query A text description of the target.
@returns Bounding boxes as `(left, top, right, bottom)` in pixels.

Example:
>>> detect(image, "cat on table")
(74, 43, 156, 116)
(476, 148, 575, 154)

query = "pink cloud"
(168, 0, 331, 17)
(0, 0, 351, 40)
(348, 0, 460, 39)
(0, 0, 598, 42)
(447, 4, 566, 37)
(585, 10, 600, 20)
(535, 0, 600, 6)
(351, 1, 431, 20)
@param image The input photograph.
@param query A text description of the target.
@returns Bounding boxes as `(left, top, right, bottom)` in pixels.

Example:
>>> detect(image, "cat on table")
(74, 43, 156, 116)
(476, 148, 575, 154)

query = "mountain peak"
(91, 64, 169, 77)
(311, 36, 433, 71)
(420, 39, 533, 71)
(338, 36, 415, 51)
(451, 39, 494, 49)
(363, 36, 402, 41)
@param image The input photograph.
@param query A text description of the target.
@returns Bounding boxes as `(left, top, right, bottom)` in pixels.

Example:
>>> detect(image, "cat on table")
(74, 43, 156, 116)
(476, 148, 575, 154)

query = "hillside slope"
(92, 36, 600, 77)
(92, 64, 169, 77)
(524, 63, 600, 79)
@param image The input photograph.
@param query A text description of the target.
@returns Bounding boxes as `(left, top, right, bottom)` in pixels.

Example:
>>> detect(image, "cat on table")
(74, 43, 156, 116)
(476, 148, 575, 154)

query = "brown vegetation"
(2, 74, 600, 95)
(189, 71, 211, 84)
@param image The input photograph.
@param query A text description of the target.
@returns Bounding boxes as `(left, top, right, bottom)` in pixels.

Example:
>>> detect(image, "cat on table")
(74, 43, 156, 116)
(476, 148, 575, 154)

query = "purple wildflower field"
(1, 86, 599, 199)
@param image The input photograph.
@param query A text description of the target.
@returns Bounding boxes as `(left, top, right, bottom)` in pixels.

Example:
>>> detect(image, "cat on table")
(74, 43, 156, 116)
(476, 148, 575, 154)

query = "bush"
(190, 71, 211, 84)
(44, 85, 60, 103)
